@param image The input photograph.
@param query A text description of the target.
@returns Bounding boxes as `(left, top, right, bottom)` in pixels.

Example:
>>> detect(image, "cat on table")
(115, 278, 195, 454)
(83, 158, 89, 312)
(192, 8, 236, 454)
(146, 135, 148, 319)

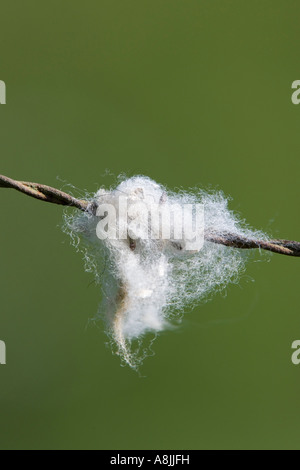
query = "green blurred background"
(0, 0, 299, 450)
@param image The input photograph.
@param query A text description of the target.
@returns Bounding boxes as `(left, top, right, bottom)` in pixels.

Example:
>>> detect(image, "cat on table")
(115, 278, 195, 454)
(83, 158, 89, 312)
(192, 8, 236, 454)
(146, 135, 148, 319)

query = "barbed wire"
(0, 173, 299, 257)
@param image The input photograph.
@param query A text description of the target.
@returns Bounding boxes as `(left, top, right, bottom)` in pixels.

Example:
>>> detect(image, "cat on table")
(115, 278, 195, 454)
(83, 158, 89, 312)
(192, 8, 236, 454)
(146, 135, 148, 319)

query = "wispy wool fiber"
(64, 176, 268, 368)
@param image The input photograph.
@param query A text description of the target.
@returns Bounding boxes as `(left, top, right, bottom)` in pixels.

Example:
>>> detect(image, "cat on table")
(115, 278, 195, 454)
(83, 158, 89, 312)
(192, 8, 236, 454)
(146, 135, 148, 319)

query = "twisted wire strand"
(0, 174, 89, 211)
(1, 173, 299, 257)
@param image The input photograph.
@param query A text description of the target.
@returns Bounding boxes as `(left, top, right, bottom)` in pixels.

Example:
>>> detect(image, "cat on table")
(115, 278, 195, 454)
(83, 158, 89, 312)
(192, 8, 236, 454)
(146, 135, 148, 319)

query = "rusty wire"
(0, 173, 299, 257)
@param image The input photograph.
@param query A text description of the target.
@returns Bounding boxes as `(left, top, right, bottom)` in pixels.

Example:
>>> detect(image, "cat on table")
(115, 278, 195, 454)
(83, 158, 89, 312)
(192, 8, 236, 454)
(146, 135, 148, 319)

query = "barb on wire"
(0, 173, 299, 257)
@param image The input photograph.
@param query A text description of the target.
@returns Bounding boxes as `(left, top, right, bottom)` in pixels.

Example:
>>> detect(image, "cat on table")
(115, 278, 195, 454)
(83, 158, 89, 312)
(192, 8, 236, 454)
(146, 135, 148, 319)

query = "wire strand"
(1, 173, 299, 257)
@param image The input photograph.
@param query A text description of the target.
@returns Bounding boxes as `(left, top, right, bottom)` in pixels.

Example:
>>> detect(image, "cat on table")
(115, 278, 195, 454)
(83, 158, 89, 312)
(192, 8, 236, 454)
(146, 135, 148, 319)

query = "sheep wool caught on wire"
(1, 172, 298, 370)
(64, 175, 271, 369)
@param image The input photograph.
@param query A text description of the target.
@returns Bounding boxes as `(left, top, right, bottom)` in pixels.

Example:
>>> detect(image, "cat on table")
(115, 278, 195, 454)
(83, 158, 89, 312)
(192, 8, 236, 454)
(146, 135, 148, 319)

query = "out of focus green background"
(0, 1, 299, 450)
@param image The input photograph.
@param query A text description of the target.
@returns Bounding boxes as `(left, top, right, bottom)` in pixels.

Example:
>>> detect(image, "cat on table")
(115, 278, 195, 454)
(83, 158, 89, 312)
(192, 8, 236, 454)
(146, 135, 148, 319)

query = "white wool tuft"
(64, 176, 268, 369)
